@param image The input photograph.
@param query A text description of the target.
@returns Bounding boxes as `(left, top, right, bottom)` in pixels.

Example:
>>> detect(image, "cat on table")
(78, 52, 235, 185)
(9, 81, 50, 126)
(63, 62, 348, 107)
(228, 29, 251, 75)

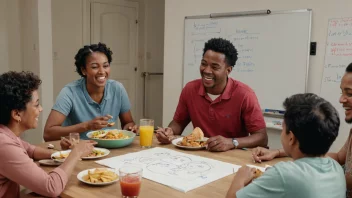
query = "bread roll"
(191, 127, 204, 140)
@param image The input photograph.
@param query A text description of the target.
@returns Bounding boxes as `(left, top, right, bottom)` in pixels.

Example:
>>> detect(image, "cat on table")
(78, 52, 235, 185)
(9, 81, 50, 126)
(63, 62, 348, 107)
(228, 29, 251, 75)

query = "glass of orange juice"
(139, 119, 154, 148)
(119, 166, 142, 198)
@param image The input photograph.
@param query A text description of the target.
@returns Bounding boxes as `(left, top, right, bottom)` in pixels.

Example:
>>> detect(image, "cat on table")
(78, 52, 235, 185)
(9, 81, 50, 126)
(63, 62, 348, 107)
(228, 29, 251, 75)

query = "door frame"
(82, 0, 143, 123)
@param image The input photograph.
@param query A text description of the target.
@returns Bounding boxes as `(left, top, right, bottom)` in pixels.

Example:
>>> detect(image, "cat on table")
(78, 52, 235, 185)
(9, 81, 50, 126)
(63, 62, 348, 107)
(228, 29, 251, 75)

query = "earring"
(17, 119, 21, 123)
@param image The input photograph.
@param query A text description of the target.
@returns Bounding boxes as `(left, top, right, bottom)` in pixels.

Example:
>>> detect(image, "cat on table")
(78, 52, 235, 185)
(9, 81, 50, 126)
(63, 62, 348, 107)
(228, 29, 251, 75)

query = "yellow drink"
(140, 126, 154, 147)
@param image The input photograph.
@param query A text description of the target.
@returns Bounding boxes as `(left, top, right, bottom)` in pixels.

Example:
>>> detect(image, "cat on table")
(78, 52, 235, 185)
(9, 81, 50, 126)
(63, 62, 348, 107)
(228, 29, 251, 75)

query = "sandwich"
(178, 127, 205, 147)
(253, 169, 263, 179)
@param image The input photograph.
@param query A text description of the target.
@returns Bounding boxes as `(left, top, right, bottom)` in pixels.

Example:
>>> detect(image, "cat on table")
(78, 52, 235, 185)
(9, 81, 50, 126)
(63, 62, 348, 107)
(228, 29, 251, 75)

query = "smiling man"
(156, 38, 268, 152)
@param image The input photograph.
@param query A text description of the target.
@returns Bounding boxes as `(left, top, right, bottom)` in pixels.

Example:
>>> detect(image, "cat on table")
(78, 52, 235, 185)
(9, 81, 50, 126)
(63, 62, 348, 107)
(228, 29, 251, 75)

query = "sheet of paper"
(95, 147, 241, 192)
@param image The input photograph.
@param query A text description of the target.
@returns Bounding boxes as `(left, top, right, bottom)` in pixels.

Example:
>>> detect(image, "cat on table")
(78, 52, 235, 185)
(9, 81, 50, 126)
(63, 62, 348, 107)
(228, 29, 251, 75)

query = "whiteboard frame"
(182, 9, 312, 93)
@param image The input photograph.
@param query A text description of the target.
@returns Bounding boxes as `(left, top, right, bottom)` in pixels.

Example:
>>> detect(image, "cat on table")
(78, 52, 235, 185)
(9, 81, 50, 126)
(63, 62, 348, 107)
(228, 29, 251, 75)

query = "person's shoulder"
(269, 161, 301, 177)
(0, 133, 7, 144)
(61, 79, 84, 92)
(183, 79, 202, 91)
(107, 79, 125, 90)
(0, 132, 17, 148)
(230, 78, 254, 93)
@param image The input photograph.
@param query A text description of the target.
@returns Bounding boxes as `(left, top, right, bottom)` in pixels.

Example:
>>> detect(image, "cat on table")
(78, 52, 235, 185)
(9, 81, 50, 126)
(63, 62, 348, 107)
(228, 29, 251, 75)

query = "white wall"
(0, 0, 9, 73)
(163, 0, 352, 152)
(38, 0, 54, 137)
(144, 0, 164, 127)
(0, 0, 23, 73)
(52, 0, 84, 98)
(20, 0, 54, 144)
(7, 0, 23, 72)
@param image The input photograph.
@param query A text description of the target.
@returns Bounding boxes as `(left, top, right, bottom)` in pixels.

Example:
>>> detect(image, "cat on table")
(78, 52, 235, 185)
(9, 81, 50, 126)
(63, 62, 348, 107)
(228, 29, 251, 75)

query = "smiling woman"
(44, 43, 137, 142)
(0, 71, 96, 197)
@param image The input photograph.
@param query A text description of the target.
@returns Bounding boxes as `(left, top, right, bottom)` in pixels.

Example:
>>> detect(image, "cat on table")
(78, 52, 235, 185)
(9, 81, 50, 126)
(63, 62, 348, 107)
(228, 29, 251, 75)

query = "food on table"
(52, 151, 70, 160)
(82, 168, 118, 183)
(90, 129, 129, 140)
(86, 149, 105, 157)
(253, 168, 263, 179)
(177, 127, 207, 147)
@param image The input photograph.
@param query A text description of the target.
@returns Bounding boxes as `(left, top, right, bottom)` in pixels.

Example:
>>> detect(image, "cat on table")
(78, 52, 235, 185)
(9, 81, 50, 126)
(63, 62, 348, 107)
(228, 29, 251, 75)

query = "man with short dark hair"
(156, 38, 268, 152)
(227, 93, 345, 198)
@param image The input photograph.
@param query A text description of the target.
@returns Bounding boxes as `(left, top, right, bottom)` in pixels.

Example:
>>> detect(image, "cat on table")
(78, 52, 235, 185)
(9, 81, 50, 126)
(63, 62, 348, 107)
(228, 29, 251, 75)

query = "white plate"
(81, 147, 110, 159)
(51, 148, 110, 162)
(77, 168, 119, 186)
(39, 159, 62, 166)
(51, 150, 71, 163)
(171, 137, 208, 150)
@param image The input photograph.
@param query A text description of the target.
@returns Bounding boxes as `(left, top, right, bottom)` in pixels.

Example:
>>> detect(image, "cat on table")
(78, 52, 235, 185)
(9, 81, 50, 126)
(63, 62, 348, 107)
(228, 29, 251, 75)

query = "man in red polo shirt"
(156, 38, 268, 152)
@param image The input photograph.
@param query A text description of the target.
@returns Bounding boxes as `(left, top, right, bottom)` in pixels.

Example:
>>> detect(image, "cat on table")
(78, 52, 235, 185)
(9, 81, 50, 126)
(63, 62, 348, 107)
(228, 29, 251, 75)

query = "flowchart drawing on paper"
(95, 147, 240, 192)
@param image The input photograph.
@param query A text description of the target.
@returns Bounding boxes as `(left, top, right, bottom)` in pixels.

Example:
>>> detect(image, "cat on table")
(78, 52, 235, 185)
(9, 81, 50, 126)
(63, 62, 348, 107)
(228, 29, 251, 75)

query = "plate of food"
(51, 148, 110, 162)
(77, 168, 119, 186)
(51, 150, 71, 163)
(81, 147, 110, 159)
(86, 129, 136, 148)
(171, 127, 208, 150)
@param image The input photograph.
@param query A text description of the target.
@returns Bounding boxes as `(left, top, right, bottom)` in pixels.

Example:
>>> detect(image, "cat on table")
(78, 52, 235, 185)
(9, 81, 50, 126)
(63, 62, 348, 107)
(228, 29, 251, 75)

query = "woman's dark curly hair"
(0, 71, 42, 125)
(202, 38, 238, 67)
(74, 42, 113, 77)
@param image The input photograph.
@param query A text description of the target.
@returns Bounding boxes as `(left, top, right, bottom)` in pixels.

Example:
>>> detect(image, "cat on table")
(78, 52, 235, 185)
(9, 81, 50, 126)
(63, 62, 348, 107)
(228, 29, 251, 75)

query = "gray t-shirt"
(237, 157, 346, 198)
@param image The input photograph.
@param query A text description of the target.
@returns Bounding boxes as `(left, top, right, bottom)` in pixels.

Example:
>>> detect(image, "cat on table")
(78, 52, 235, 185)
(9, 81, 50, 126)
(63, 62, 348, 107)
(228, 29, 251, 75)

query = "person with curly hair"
(156, 38, 267, 152)
(0, 71, 96, 197)
(44, 43, 137, 142)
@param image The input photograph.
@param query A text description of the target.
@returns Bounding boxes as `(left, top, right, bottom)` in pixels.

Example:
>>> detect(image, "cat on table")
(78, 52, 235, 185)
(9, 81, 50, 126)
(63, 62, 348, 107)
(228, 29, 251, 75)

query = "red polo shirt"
(173, 78, 266, 138)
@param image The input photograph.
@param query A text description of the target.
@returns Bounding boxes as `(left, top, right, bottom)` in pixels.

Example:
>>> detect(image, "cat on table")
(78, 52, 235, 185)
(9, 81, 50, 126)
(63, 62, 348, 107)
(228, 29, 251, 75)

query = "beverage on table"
(139, 119, 154, 148)
(119, 166, 142, 198)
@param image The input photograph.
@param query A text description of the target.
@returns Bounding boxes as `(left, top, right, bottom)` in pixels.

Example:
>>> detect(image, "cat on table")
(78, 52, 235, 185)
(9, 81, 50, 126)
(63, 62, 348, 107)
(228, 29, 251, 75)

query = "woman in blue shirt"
(44, 43, 137, 141)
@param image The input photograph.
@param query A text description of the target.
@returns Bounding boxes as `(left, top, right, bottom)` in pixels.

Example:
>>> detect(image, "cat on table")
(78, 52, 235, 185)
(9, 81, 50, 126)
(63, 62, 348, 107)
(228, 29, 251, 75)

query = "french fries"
(82, 168, 118, 183)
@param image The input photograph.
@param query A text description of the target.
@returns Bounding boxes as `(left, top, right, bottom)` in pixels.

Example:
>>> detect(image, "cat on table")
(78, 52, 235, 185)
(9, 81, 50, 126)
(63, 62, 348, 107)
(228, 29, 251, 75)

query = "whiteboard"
(320, 17, 352, 151)
(183, 10, 312, 110)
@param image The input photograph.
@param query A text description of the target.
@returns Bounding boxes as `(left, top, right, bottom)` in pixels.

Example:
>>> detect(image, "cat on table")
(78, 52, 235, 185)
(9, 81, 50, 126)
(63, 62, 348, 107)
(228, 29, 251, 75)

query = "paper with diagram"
(95, 147, 240, 192)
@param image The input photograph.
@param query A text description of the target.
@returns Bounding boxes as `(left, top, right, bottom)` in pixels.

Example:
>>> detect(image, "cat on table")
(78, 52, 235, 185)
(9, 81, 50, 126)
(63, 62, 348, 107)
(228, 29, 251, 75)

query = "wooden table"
(36, 136, 290, 198)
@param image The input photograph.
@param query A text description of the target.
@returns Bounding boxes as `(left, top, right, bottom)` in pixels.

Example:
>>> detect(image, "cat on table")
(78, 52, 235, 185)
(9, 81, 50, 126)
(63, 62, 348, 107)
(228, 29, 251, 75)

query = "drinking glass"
(119, 166, 143, 198)
(69, 133, 80, 145)
(139, 119, 154, 148)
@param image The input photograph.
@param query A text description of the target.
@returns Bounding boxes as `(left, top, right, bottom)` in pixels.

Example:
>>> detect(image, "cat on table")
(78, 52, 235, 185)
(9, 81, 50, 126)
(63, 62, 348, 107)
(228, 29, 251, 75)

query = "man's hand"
(155, 127, 175, 144)
(124, 123, 138, 133)
(206, 135, 234, 152)
(252, 147, 278, 163)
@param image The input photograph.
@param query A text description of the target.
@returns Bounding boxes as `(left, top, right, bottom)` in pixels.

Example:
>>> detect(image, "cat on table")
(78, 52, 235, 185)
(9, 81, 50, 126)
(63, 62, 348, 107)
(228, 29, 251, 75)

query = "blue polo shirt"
(52, 78, 131, 139)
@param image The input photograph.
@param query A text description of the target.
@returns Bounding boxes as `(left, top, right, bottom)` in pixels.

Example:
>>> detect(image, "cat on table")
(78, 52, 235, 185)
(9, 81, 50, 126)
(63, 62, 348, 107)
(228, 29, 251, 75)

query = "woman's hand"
(71, 140, 97, 158)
